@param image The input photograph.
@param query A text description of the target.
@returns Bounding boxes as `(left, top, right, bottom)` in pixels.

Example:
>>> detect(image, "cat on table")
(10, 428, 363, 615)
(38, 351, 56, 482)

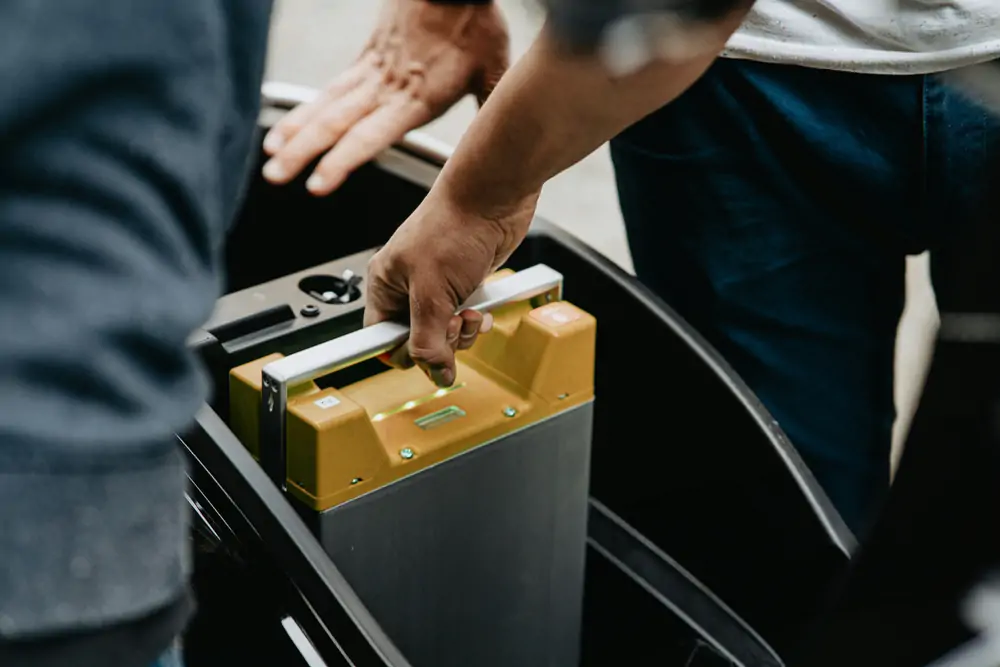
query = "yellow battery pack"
(229, 264, 596, 667)
(229, 282, 596, 513)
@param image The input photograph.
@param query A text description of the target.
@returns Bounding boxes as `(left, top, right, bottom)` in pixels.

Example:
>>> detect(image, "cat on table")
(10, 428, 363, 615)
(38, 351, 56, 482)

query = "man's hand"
(261, 0, 508, 196)
(364, 186, 537, 387)
(361, 3, 751, 389)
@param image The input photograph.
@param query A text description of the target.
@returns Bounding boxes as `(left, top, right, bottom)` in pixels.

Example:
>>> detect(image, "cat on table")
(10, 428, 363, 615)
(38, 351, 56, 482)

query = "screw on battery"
(558, 393, 569, 400)
(399, 448, 415, 460)
(351, 477, 362, 485)
(503, 407, 517, 418)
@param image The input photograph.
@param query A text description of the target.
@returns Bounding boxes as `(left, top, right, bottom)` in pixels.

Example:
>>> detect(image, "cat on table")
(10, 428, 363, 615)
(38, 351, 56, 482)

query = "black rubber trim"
(587, 499, 784, 667)
(532, 220, 856, 556)
(183, 405, 413, 667)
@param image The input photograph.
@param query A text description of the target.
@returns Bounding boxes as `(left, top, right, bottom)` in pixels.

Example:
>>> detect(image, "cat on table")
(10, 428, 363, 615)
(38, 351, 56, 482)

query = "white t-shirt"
(724, 0, 1000, 74)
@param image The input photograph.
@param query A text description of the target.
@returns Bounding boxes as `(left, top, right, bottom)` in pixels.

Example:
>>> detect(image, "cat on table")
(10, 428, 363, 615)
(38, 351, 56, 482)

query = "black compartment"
(218, 135, 852, 656)
(181, 406, 779, 667)
(505, 232, 851, 653)
(185, 91, 1000, 667)
(226, 149, 422, 291)
(182, 409, 400, 667)
(185, 114, 865, 665)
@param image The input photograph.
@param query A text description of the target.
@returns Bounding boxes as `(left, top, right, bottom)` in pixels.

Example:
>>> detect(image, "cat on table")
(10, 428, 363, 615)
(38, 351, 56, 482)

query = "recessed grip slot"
(208, 304, 296, 343)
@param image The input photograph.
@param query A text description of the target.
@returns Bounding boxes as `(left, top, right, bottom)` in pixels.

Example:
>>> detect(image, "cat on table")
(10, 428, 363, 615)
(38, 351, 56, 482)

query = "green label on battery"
(415, 406, 466, 430)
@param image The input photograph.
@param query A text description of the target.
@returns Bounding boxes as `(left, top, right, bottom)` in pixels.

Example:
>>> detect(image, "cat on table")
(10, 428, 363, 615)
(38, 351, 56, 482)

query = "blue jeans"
(611, 58, 1000, 534)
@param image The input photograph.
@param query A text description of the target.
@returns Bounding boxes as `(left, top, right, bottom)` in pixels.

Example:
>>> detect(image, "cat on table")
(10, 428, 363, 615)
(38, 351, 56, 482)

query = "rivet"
(351, 477, 362, 485)
(503, 407, 517, 418)
(399, 447, 415, 460)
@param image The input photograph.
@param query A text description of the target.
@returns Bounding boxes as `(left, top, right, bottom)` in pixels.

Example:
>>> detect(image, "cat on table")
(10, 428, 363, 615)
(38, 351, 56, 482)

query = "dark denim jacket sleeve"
(0, 0, 270, 644)
(539, 0, 756, 52)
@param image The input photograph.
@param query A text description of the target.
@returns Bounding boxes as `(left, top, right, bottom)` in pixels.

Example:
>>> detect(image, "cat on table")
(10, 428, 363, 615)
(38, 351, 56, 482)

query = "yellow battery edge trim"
(285, 394, 595, 514)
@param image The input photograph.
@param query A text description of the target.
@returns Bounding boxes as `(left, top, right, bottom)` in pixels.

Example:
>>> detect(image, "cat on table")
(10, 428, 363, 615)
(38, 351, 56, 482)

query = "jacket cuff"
(0, 448, 190, 639)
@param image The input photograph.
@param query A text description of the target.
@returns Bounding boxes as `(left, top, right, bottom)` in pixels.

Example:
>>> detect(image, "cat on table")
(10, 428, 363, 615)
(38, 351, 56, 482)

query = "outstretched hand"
(261, 0, 508, 195)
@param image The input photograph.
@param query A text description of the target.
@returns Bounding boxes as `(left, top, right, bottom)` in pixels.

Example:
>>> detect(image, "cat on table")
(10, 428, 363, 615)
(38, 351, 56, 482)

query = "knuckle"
(408, 344, 447, 367)
(380, 67, 400, 89)
(365, 264, 392, 295)
(365, 257, 407, 310)
(365, 261, 390, 294)
(377, 249, 414, 278)
(309, 123, 340, 145)
(360, 48, 384, 70)
(367, 250, 391, 277)
(411, 292, 454, 321)
(274, 117, 302, 135)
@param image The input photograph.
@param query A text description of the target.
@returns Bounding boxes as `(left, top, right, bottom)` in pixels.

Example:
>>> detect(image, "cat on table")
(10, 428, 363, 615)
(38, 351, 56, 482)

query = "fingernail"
(430, 367, 455, 388)
(306, 174, 325, 193)
(263, 132, 284, 153)
(262, 160, 286, 182)
(447, 318, 462, 343)
(481, 313, 494, 334)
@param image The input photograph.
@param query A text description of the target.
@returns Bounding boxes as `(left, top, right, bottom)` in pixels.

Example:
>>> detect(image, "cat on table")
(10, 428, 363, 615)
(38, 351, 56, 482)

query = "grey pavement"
(265, 0, 938, 461)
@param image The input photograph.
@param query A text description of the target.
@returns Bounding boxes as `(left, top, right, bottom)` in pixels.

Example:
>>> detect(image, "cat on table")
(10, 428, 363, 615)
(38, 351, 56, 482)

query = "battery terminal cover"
(228, 269, 596, 512)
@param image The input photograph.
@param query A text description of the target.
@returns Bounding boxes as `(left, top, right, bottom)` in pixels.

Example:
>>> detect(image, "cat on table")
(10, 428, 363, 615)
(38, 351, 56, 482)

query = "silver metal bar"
(259, 264, 564, 489)
(264, 264, 563, 386)
(281, 616, 330, 667)
(261, 376, 289, 489)
(185, 493, 221, 548)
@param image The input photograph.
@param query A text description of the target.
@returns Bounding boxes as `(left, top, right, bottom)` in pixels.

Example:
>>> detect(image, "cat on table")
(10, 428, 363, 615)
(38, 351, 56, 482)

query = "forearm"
(436, 9, 749, 213)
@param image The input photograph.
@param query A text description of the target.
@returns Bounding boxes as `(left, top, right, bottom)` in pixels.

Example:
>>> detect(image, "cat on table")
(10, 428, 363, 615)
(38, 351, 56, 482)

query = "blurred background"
(265, 0, 940, 461)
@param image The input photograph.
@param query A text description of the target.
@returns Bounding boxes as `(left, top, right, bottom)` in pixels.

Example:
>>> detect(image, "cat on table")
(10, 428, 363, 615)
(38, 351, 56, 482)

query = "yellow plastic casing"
(229, 352, 321, 459)
(228, 276, 596, 512)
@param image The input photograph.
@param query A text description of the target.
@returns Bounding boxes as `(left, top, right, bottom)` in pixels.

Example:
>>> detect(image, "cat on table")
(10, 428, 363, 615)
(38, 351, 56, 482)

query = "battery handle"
(258, 265, 564, 489)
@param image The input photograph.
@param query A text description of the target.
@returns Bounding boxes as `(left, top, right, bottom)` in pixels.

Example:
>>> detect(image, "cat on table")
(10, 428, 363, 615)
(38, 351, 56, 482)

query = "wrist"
(430, 170, 538, 251)
(436, 155, 542, 220)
